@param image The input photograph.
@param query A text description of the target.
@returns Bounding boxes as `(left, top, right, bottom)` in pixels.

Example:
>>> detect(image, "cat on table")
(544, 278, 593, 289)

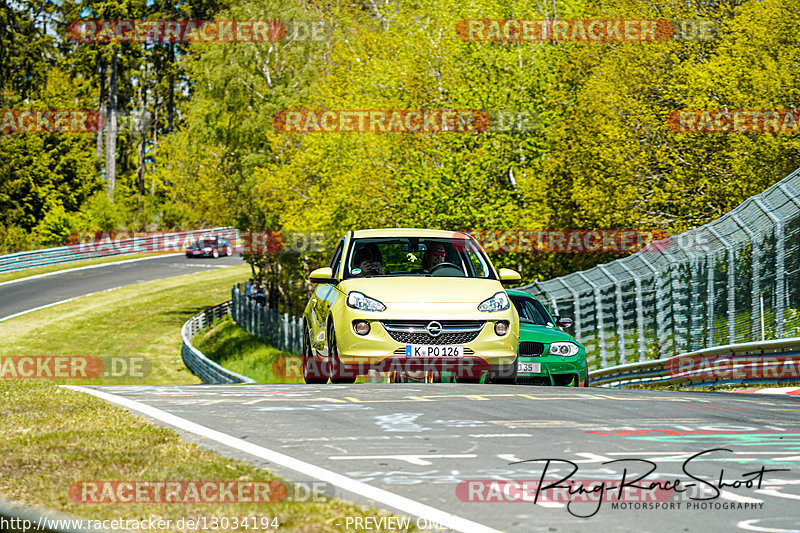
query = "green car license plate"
(518, 362, 541, 373)
(405, 345, 463, 357)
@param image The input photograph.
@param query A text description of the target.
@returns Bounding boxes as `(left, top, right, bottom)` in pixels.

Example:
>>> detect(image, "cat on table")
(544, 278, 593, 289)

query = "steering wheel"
(428, 262, 464, 274)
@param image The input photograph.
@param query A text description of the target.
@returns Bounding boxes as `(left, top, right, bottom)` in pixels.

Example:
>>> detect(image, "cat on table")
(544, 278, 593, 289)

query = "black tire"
(303, 329, 327, 384)
(327, 322, 356, 384)
(490, 355, 518, 385)
(212, 248, 220, 258)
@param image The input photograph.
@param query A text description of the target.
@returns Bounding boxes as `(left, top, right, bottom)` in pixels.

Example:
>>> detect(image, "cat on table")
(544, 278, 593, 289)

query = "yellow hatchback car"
(301, 229, 521, 384)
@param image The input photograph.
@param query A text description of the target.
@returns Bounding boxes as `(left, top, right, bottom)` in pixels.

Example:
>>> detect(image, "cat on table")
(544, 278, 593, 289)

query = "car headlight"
(548, 342, 579, 356)
(346, 291, 386, 312)
(478, 291, 510, 312)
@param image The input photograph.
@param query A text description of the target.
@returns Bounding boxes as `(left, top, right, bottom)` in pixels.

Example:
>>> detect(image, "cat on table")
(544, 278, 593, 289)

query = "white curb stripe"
(63, 386, 502, 533)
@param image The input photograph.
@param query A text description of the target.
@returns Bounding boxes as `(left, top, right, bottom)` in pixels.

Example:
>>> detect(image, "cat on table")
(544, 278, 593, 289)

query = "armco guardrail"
(181, 301, 255, 384)
(0, 227, 234, 274)
(589, 337, 800, 388)
(230, 285, 303, 355)
(0, 497, 119, 532)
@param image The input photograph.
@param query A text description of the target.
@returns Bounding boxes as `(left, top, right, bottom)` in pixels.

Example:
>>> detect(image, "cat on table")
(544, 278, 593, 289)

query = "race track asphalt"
(0, 254, 242, 321)
(80, 383, 800, 533)
(6, 254, 798, 532)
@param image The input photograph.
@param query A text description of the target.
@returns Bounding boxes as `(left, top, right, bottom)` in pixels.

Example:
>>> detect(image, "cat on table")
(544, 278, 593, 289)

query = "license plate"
(518, 362, 541, 373)
(405, 345, 463, 357)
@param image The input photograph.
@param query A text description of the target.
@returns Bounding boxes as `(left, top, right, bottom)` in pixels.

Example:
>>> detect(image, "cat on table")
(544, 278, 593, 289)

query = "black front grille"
(382, 320, 484, 345)
(519, 341, 545, 356)
(387, 330, 480, 345)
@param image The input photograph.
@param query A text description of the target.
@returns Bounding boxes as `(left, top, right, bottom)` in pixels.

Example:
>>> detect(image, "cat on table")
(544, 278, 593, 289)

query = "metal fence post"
(599, 266, 626, 364)
(755, 197, 785, 337)
(557, 278, 582, 343)
(709, 226, 736, 344)
(732, 213, 761, 342)
(638, 255, 667, 358)
(577, 272, 607, 368)
(618, 263, 646, 361)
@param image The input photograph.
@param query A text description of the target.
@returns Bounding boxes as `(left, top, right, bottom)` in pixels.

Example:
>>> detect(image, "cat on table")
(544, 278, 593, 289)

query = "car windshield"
(343, 237, 495, 279)
(511, 295, 553, 326)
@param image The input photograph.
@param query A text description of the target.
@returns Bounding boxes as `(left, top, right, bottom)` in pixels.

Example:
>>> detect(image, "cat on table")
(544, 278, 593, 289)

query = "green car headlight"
(478, 291, 510, 312)
(346, 291, 386, 312)
(548, 342, 579, 356)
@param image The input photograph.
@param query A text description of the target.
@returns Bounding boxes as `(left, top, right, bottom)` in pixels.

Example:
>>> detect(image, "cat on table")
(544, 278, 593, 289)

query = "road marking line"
(406, 396, 435, 402)
(755, 489, 800, 501)
(719, 489, 762, 504)
(64, 386, 500, 533)
(737, 519, 800, 533)
(0, 285, 126, 322)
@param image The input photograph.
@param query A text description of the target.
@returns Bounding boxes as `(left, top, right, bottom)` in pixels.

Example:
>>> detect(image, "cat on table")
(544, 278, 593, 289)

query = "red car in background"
(185, 235, 232, 258)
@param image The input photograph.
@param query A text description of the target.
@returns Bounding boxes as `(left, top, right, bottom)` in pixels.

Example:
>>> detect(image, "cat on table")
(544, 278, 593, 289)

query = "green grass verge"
(0, 252, 178, 285)
(0, 265, 253, 384)
(192, 316, 303, 384)
(0, 380, 411, 532)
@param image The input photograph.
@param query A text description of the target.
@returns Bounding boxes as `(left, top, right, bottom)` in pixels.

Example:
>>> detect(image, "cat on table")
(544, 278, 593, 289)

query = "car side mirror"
(498, 268, 521, 284)
(555, 316, 573, 329)
(309, 267, 335, 284)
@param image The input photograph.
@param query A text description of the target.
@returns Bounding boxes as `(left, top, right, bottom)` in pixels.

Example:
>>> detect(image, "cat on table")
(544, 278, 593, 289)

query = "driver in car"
(423, 242, 447, 272)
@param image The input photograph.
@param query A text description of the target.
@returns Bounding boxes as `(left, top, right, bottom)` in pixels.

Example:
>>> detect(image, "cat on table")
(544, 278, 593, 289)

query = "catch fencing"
(523, 165, 800, 370)
(230, 285, 303, 355)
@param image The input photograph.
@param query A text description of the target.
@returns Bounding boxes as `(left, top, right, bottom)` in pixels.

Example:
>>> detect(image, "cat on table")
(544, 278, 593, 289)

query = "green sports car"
(507, 289, 589, 386)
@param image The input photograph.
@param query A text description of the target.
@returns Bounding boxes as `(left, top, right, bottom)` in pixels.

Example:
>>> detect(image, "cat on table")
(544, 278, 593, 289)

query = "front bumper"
(517, 354, 587, 385)
(330, 311, 518, 370)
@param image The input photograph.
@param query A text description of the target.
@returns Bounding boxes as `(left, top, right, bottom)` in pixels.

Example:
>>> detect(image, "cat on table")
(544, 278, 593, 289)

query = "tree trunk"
(104, 53, 118, 200)
(96, 61, 105, 173)
(167, 44, 175, 132)
(136, 72, 146, 196)
(151, 103, 158, 195)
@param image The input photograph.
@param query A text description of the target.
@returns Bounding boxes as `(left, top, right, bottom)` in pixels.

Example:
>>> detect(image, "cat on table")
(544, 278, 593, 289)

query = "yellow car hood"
(338, 276, 504, 304)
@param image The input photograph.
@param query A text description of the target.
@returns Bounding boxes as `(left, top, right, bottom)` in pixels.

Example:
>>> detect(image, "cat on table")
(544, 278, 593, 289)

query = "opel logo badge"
(426, 321, 443, 337)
